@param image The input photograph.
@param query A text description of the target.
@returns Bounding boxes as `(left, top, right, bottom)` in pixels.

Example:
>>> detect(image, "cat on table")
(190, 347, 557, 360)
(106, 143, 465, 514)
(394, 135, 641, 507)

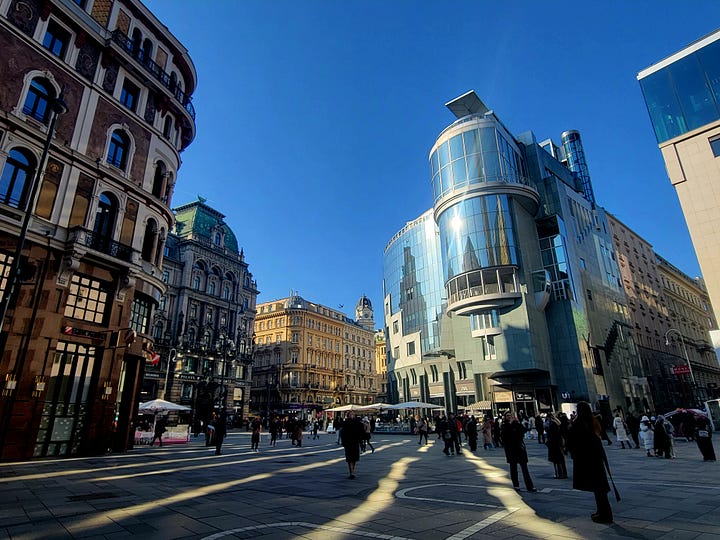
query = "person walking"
(295, 418, 305, 447)
(653, 416, 672, 459)
(566, 402, 613, 524)
(151, 416, 167, 447)
(501, 412, 537, 492)
(250, 417, 261, 452)
(546, 412, 567, 479)
(312, 419, 320, 440)
(417, 416, 429, 445)
(612, 413, 632, 449)
(625, 412, 641, 449)
(269, 416, 279, 447)
(214, 411, 227, 456)
(466, 415, 478, 451)
(341, 411, 365, 479)
(334, 415, 344, 445)
(694, 415, 716, 461)
(482, 417, 494, 450)
(639, 415, 655, 457)
(535, 414, 546, 444)
(361, 416, 375, 453)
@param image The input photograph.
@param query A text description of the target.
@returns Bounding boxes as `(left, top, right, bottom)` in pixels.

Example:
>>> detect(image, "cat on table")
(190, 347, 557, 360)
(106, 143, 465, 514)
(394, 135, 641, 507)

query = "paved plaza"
(0, 430, 718, 539)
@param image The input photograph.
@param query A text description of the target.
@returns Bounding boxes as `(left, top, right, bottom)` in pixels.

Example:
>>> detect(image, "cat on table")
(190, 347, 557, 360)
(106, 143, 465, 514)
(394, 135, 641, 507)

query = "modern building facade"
(0, 0, 196, 459)
(143, 199, 258, 428)
(384, 91, 650, 419)
(608, 213, 720, 409)
(251, 294, 378, 419)
(638, 29, 720, 327)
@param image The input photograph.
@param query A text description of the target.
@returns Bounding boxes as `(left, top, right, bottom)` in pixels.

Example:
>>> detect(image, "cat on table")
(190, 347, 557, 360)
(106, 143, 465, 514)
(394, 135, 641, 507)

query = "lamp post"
(0, 91, 68, 353)
(159, 348, 176, 400)
(664, 328, 697, 406)
(215, 331, 235, 413)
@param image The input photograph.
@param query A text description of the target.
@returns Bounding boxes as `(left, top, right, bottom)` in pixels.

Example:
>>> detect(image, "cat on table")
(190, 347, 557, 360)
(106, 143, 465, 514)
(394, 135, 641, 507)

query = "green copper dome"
(173, 198, 239, 253)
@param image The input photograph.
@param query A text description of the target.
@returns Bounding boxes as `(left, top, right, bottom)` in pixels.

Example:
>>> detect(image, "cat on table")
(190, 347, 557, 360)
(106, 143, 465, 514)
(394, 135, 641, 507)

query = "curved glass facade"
(430, 119, 529, 204)
(436, 194, 518, 282)
(383, 211, 444, 354)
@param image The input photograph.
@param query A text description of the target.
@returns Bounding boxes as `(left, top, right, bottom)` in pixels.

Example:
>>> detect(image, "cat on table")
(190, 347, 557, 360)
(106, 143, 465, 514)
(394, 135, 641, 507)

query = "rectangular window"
(0, 251, 12, 305)
(43, 21, 70, 59)
(291, 351, 298, 363)
(292, 332, 299, 343)
(129, 294, 153, 334)
(393, 320, 399, 334)
(120, 80, 140, 112)
(64, 274, 110, 324)
(162, 271, 169, 283)
(407, 341, 415, 356)
(710, 137, 720, 157)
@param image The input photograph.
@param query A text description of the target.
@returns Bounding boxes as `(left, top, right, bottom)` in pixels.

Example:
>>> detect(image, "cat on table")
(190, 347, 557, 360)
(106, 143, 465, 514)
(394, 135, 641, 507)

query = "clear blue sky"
(145, 1, 720, 326)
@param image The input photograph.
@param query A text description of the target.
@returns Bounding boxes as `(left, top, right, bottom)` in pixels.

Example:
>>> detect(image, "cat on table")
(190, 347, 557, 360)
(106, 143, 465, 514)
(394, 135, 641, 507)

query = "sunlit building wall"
(0, 0, 196, 459)
(638, 29, 720, 329)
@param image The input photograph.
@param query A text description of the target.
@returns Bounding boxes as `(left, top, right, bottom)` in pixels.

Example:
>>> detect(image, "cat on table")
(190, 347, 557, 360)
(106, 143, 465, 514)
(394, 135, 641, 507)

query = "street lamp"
(664, 328, 697, 406)
(215, 331, 235, 412)
(159, 348, 177, 400)
(0, 91, 68, 353)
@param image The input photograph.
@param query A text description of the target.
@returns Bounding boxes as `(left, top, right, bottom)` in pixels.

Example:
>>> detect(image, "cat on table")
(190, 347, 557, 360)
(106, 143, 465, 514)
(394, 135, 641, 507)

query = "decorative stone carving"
(75, 39, 100, 82)
(7, 0, 39, 36)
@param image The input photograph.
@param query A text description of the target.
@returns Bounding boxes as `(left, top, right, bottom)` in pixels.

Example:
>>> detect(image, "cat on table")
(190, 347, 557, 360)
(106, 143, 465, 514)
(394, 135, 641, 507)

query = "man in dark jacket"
(214, 411, 227, 456)
(501, 412, 537, 492)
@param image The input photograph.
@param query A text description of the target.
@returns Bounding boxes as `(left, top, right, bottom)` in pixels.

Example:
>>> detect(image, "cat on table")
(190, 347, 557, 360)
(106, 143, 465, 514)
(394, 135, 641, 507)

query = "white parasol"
(138, 398, 191, 412)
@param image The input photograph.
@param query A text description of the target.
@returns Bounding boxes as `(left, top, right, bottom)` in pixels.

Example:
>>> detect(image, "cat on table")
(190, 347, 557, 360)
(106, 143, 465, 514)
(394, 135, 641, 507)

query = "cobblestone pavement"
(1, 431, 718, 539)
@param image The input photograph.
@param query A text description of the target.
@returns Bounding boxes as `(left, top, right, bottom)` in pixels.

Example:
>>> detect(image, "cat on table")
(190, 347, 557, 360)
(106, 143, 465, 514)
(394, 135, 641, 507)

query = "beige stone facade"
(251, 294, 379, 419)
(608, 213, 720, 408)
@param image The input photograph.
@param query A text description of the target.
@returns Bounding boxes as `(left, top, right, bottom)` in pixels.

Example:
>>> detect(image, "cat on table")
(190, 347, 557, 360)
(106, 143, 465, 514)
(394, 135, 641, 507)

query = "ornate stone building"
(0, 0, 196, 459)
(144, 199, 258, 427)
(251, 294, 378, 419)
(608, 212, 720, 409)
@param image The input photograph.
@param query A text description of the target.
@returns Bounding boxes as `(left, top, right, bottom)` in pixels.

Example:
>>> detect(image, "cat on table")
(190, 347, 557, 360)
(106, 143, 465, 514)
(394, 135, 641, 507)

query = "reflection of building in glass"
(384, 91, 651, 418)
(638, 30, 720, 348)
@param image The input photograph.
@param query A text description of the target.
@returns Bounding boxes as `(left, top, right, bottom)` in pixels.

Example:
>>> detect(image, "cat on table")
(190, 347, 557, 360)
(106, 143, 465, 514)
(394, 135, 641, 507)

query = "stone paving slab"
(0, 432, 718, 539)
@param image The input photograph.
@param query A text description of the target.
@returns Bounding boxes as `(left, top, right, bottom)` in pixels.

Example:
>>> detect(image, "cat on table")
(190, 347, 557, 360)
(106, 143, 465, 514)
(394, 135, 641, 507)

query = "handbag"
(698, 430, 709, 438)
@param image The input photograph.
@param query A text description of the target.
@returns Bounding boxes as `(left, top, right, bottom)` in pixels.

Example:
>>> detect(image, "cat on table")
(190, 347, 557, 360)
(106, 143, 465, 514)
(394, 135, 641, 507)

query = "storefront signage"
(515, 392, 534, 401)
(456, 382, 474, 394)
(494, 390, 513, 402)
(672, 365, 691, 375)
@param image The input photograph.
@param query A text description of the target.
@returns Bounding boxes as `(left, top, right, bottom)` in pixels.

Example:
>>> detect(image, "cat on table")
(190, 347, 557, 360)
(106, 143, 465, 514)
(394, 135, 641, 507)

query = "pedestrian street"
(1, 431, 719, 539)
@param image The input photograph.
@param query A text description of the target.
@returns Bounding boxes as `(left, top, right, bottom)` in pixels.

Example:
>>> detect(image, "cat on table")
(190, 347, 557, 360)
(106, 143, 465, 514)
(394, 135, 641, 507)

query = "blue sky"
(145, 1, 720, 326)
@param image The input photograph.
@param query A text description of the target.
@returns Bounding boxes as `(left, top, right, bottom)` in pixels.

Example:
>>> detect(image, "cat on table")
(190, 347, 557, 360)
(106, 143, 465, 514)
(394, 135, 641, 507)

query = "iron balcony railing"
(71, 227, 134, 262)
(110, 30, 196, 120)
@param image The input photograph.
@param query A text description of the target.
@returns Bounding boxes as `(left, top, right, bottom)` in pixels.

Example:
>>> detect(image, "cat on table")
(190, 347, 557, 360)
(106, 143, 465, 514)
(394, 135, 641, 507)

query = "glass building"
(383, 91, 648, 418)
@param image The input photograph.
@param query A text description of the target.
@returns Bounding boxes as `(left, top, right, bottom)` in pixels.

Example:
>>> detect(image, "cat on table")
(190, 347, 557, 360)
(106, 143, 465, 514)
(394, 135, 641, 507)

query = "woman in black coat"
(566, 402, 612, 524)
(340, 411, 365, 479)
(500, 412, 537, 492)
(546, 412, 567, 479)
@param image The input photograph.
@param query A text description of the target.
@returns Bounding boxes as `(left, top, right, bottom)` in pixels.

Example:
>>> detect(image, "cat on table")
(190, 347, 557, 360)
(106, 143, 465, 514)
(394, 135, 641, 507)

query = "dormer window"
(214, 232, 221, 245)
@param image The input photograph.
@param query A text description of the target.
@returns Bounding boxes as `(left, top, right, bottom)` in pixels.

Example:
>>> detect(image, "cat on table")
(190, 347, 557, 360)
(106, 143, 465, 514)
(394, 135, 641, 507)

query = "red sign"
(673, 365, 691, 375)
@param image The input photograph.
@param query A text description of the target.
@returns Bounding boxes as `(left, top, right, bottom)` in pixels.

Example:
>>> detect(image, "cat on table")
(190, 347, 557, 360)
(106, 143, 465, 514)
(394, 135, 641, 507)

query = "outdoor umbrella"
(138, 399, 191, 412)
(387, 401, 441, 410)
(357, 402, 394, 411)
(325, 404, 366, 412)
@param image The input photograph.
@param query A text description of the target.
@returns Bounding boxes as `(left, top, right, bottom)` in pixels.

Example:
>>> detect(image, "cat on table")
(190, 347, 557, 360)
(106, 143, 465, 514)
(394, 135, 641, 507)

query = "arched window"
(107, 130, 130, 169)
(23, 78, 54, 123)
(223, 285, 231, 300)
(209, 281, 216, 295)
(192, 275, 200, 290)
(141, 218, 158, 262)
(0, 148, 36, 209)
(93, 192, 118, 248)
(163, 116, 173, 139)
(141, 39, 153, 63)
(152, 161, 166, 198)
(131, 28, 142, 56)
(213, 232, 221, 245)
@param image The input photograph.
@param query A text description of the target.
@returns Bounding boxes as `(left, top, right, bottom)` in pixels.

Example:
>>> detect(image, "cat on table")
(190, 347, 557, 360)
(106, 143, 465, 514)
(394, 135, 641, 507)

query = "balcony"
(446, 266, 521, 316)
(109, 30, 196, 120)
(68, 227, 134, 263)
